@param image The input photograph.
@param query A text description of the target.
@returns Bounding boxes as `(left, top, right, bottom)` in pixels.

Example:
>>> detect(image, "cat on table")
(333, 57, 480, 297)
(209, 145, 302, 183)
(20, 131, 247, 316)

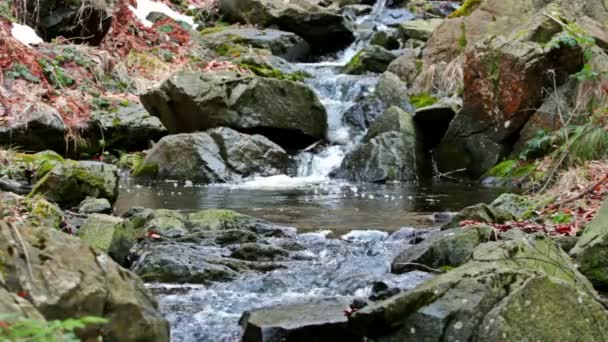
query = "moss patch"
(410, 93, 439, 109)
(238, 61, 309, 82)
(448, 0, 482, 18)
(189, 209, 243, 230)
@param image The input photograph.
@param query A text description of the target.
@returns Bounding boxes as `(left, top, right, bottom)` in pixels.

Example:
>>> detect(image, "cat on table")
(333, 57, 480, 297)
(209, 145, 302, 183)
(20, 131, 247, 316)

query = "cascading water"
(230, 0, 411, 189)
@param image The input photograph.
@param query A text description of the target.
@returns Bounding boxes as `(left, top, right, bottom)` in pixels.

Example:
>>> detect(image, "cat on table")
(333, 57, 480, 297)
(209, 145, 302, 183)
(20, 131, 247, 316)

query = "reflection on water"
(115, 178, 506, 232)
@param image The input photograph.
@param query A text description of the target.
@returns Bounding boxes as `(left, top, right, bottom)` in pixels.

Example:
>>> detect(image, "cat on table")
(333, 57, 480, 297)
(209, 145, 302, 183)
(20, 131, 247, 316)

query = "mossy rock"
(443, 203, 516, 229)
(23, 195, 64, 229)
(78, 214, 135, 266)
(448, 0, 481, 18)
(343, 46, 396, 75)
(391, 225, 495, 273)
(189, 209, 244, 230)
(30, 160, 119, 208)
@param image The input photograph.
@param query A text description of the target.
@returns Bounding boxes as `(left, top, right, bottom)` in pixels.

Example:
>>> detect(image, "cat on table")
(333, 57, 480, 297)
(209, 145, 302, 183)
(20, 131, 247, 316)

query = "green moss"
(189, 209, 243, 229)
(199, 23, 231, 35)
(458, 22, 468, 50)
(410, 93, 439, 109)
(132, 161, 159, 177)
(342, 50, 364, 74)
(238, 61, 309, 81)
(448, 0, 482, 18)
(215, 43, 246, 57)
(24, 196, 63, 229)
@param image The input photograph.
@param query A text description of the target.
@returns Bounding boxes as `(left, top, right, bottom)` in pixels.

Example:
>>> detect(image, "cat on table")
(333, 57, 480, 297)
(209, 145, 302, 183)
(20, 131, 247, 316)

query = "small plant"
(0, 314, 107, 341)
(38, 59, 75, 88)
(519, 129, 554, 160)
(5, 64, 40, 83)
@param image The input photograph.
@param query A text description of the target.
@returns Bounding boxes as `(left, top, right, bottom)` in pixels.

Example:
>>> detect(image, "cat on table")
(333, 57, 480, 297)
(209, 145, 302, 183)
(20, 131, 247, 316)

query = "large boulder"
(435, 20, 583, 176)
(351, 233, 608, 341)
(240, 297, 357, 342)
(218, 0, 355, 51)
(391, 225, 494, 274)
(335, 106, 419, 182)
(0, 222, 169, 341)
(423, 0, 608, 64)
(78, 214, 136, 266)
(133, 128, 289, 183)
(141, 70, 327, 149)
(25, 0, 113, 45)
(85, 104, 167, 154)
(0, 105, 67, 153)
(570, 199, 608, 291)
(30, 160, 119, 207)
(199, 27, 311, 62)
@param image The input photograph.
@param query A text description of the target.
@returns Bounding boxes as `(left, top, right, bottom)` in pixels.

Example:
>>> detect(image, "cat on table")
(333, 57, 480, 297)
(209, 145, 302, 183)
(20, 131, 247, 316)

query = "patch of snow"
(11, 23, 43, 47)
(129, 0, 197, 29)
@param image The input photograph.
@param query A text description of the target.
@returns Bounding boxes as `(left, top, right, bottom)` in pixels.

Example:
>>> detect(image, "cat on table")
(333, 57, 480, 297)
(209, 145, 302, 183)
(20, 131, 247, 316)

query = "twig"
(552, 173, 608, 207)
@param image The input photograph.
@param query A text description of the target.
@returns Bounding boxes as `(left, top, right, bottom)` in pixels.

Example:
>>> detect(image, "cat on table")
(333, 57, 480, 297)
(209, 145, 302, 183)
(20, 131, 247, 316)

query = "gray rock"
(343, 46, 397, 74)
(141, 70, 327, 148)
(0, 222, 169, 341)
(335, 107, 418, 182)
(391, 225, 494, 273)
(240, 297, 357, 342)
(133, 128, 288, 183)
(218, 0, 355, 51)
(78, 197, 112, 214)
(398, 18, 443, 41)
(442, 203, 516, 229)
(230, 242, 289, 261)
(0, 106, 67, 153)
(87, 104, 167, 153)
(200, 27, 310, 62)
(132, 242, 246, 284)
(386, 52, 421, 85)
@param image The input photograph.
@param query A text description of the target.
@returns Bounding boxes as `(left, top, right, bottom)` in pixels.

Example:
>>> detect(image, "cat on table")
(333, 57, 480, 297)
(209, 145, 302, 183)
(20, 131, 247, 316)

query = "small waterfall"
(229, 1, 413, 189)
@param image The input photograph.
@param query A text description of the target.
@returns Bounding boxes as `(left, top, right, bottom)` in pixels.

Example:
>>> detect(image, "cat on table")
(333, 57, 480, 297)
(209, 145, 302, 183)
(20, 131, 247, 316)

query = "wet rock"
(443, 203, 515, 229)
(230, 242, 290, 262)
(342, 97, 386, 132)
(30, 160, 119, 208)
(343, 46, 397, 74)
(391, 225, 494, 273)
(200, 27, 310, 62)
(141, 209, 189, 239)
(570, 199, 608, 290)
(0, 106, 67, 153)
(398, 18, 443, 41)
(132, 242, 246, 283)
(78, 197, 112, 214)
(0, 177, 31, 195)
(0, 222, 170, 341)
(351, 233, 608, 341)
(341, 4, 373, 20)
(133, 128, 288, 183)
(189, 209, 297, 237)
(370, 30, 400, 50)
(85, 104, 167, 154)
(336, 107, 418, 182)
(218, 0, 355, 52)
(240, 297, 357, 342)
(26, 0, 113, 45)
(78, 214, 136, 266)
(141, 70, 327, 149)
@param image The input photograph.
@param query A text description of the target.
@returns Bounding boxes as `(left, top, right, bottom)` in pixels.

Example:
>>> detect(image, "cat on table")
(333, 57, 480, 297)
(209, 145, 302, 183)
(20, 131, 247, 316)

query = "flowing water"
(118, 2, 504, 340)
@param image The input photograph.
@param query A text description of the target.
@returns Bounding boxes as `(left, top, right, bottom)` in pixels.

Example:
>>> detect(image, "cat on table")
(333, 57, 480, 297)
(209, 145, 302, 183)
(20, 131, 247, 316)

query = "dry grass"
(413, 55, 464, 97)
(545, 160, 608, 201)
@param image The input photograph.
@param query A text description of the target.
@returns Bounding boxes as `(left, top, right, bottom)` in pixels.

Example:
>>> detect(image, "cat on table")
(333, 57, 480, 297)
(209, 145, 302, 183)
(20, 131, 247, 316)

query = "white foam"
(217, 175, 329, 190)
(11, 23, 43, 46)
(341, 230, 389, 242)
(129, 0, 197, 28)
